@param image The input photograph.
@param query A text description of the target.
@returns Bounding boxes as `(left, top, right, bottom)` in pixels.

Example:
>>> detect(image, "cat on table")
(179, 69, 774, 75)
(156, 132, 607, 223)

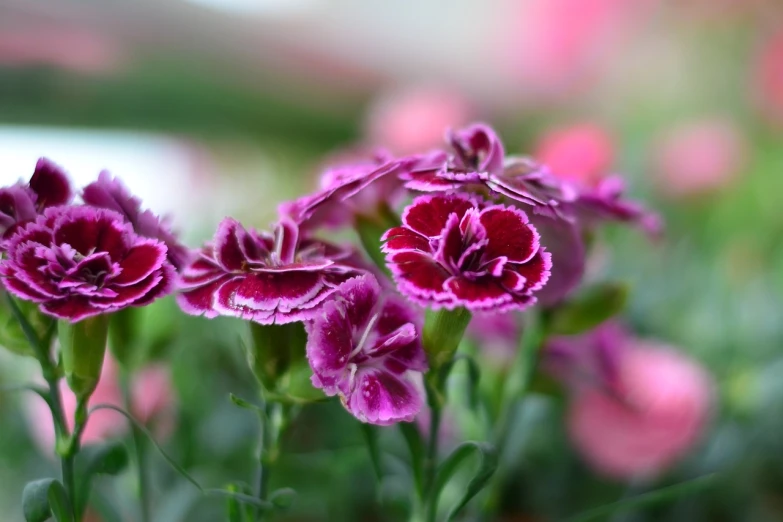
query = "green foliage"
(22, 479, 73, 522)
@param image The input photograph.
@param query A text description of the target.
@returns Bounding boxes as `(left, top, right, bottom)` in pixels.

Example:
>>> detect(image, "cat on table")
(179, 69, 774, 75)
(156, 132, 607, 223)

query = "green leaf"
(432, 441, 498, 522)
(225, 483, 253, 522)
(74, 442, 130, 515)
(355, 213, 394, 274)
(398, 422, 425, 497)
(546, 282, 628, 335)
(566, 474, 718, 522)
(81, 441, 129, 476)
(269, 488, 296, 509)
(442, 355, 481, 411)
(22, 478, 73, 522)
(359, 423, 383, 483)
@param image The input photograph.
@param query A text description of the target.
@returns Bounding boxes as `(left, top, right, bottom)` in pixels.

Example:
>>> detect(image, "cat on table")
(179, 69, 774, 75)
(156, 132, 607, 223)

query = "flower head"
(382, 193, 551, 312)
(279, 153, 403, 230)
(306, 275, 426, 425)
(177, 217, 363, 324)
(1, 206, 174, 322)
(82, 171, 190, 270)
(546, 323, 713, 479)
(0, 158, 73, 244)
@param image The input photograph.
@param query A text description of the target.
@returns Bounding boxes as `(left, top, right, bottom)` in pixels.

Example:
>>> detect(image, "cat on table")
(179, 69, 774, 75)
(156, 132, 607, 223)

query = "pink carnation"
(366, 87, 473, 155)
(654, 119, 746, 198)
(535, 124, 615, 188)
(567, 343, 712, 479)
(753, 27, 783, 127)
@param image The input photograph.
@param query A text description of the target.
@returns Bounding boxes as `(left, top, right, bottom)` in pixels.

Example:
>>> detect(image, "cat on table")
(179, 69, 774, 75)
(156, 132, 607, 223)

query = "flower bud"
(59, 315, 110, 399)
(247, 322, 305, 393)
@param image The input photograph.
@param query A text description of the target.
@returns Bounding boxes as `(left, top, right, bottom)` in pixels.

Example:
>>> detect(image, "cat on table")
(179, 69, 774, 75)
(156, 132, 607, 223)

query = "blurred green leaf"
(432, 441, 498, 522)
(546, 283, 629, 335)
(441, 355, 481, 412)
(22, 478, 73, 522)
(81, 441, 129, 476)
(359, 423, 384, 483)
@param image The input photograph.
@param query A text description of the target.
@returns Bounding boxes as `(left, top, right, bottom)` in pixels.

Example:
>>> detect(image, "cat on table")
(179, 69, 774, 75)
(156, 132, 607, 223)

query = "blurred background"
(2, 0, 783, 520)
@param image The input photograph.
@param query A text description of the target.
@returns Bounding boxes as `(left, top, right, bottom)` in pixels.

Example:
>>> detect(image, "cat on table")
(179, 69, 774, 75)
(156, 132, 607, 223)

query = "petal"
(176, 276, 228, 318)
(366, 323, 417, 358)
(434, 213, 463, 268)
(132, 262, 176, 305)
(41, 298, 102, 322)
(228, 271, 324, 312)
(531, 216, 585, 306)
(1, 267, 49, 301)
(306, 299, 354, 393)
(93, 272, 164, 308)
(381, 226, 430, 253)
(214, 218, 248, 271)
(479, 205, 539, 263)
(114, 240, 167, 285)
(273, 218, 299, 264)
(401, 194, 476, 237)
(444, 276, 511, 310)
(510, 248, 552, 293)
(387, 251, 450, 300)
(346, 368, 423, 425)
(29, 158, 72, 208)
(448, 124, 505, 175)
(334, 275, 380, 330)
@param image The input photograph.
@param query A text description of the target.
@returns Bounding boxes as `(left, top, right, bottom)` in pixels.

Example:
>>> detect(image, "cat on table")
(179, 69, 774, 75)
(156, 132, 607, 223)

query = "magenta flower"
(382, 193, 551, 312)
(279, 153, 403, 230)
(177, 217, 363, 325)
(306, 275, 427, 425)
(0, 158, 73, 244)
(1, 206, 174, 322)
(82, 172, 190, 270)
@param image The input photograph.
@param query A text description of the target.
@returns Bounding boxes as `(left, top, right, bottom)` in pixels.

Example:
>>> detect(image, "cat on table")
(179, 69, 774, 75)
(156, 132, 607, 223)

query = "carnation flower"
(0, 158, 72, 244)
(1, 206, 174, 322)
(177, 217, 363, 324)
(306, 275, 426, 425)
(279, 154, 403, 230)
(546, 323, 713, 479)
(382, 193, 551, 312)
(83, 171, 190, 270)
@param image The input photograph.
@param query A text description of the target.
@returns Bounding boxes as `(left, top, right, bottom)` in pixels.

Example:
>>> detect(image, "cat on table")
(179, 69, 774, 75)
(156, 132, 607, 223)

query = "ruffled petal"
(346, 368, 423, 425)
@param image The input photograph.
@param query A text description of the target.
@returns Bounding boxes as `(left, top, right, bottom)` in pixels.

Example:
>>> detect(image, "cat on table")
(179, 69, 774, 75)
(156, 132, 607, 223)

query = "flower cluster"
(0, 160, 184, 322)
(5, 122, 656, 426)
(174, 121, 657, 424)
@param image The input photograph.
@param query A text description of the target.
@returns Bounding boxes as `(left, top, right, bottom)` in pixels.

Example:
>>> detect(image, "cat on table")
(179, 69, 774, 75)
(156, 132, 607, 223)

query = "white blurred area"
(0, 126, 214, 230)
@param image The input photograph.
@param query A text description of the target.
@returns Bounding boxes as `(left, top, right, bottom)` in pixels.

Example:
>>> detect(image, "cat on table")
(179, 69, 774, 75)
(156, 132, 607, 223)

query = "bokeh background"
(1, 0, 783, 520)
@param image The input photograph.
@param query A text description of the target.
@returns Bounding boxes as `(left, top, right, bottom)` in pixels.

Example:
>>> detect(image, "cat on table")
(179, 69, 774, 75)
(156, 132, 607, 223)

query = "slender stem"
(480, 313, 544, 520)
(120, 370, 151, 522)
(255, 400, 286, 521)
(424, 405, 442, 522)
(46, 379, 77, 520)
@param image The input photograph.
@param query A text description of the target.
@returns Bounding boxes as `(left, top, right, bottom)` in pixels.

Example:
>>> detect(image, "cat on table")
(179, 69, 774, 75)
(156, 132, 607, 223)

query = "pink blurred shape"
(26, 357, 175, 453)
(654, 119, 746, 197)
(365, 87, 474, 155)
(535, 124, 615, 187)
(568, 344, 713, 479)
(753, 27, 783, 128)
(502, 0, 653, 97)
(0, 26, 123, 74)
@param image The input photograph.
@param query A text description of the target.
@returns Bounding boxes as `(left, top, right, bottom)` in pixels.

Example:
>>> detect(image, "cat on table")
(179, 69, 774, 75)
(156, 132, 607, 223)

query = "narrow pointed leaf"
(432, 441, 498, 522)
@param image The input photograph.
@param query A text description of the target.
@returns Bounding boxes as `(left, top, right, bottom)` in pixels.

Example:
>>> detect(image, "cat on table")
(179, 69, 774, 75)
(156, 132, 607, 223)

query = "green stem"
(119, 370, 151, 522)
(4, 294, 79, 520)
(423, 404, 442, 522)
(481, 312, 544, 519)
(255, 400, 287, 521)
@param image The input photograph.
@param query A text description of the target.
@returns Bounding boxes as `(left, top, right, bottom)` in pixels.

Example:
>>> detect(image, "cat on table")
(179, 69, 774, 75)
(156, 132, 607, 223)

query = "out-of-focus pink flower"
(535, 124, 615, 188)
(551, 325, 713, 479)
(366, 87, 474, 155)
(654, 119, 746, 198)
(26, 358, 175, 453)
(0, 27, 123, 74)
(501, 0, 652, 97)
(753, 27, 783, 127)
